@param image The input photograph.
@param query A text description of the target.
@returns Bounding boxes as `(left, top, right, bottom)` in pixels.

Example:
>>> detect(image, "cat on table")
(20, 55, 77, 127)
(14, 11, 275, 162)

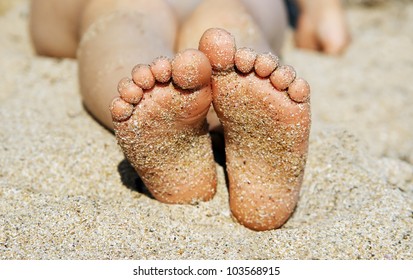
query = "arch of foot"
(110, 49, 212, 122)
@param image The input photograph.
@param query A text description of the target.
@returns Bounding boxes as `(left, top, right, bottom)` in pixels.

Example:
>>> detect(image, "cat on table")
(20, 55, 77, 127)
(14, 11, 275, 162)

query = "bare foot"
(110, 49, 217, 204)
(199, 28, 311, 231)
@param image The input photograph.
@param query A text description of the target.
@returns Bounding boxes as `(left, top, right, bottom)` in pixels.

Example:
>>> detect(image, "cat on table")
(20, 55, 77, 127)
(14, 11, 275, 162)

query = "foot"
(199, 28, 311, 231)
(110, 49, 217, 204)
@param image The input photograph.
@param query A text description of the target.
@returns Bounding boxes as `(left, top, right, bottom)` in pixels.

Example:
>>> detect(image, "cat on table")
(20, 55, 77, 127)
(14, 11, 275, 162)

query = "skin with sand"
(111, 28, 311, 231)
(111, 50, 217, 205)
(30, 0, 348, 231)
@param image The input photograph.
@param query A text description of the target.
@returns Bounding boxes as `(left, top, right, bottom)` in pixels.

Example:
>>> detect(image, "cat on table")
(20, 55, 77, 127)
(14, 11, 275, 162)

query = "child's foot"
(199, 28, 311, 231)
(110, 49, 217, 204)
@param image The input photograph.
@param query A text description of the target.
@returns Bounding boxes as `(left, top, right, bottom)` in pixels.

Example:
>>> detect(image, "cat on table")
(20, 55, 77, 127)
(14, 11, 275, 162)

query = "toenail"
(132, 64, 156, 90)
(255, 53, 279, 78)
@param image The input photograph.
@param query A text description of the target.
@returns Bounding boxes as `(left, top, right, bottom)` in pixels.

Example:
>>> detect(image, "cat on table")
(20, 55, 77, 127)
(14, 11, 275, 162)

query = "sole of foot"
(110, 49, 217, 204)
(199, 28, 311, 231)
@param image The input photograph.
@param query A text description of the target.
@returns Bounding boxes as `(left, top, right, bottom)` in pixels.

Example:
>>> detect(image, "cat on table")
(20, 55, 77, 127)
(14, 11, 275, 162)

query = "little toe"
(288, 77, 311, 103)
(199, 28, 236, 72)
(110, 97, 134, 122)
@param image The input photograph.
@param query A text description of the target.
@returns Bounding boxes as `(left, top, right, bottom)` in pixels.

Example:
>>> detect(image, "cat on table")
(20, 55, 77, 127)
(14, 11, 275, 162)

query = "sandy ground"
(0, 0, 412, 259)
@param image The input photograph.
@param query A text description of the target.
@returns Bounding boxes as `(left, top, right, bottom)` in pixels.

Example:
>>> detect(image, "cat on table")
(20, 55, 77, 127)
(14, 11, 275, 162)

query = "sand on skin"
(0, 0, 412, 259)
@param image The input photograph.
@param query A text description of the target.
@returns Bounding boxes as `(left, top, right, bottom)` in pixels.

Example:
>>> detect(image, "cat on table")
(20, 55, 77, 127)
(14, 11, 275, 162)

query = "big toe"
(198, 28, 236, 72)
(172, 49, 212, 90)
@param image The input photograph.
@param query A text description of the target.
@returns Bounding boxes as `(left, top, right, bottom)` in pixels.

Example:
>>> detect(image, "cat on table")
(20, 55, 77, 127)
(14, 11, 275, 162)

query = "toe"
(132, 64, 156, 90)
(270, 65, 296, 91)
(118, 77, 143, 104)
(171, 49, 212, 90)
(254, 53, 279, 78)
(110, 97, 134, 122)
(288, 77, 310, 103)
(199, 28, 236, 72)
(234, 47, 257, 74)
(151, 56, 172, 83)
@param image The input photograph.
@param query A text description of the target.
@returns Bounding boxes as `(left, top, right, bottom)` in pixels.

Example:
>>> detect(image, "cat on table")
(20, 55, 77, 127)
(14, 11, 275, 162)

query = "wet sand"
(0, 0, 412, 259)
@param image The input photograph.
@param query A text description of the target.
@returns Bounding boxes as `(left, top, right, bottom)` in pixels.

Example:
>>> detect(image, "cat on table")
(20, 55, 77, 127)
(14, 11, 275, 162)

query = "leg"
(240, 0, 288, 54)
(78, 0, 177, 129)
(31, 0, 178, 129)
(200, 28, 311, 231)
(81, 0, 217, 202)
(31, 0, 217, 204)
(176, 0, 288, 53)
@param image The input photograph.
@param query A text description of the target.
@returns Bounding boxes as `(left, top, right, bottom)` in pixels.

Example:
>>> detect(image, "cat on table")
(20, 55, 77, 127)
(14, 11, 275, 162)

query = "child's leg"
(77, 1, 218, 203)
(240, 0, 288, 54)
(31, 0, 178, 129)
(79, 0, 218, 203)
(176, 0, 288, 53)
(31, 0, 217, 204)
(77, 0, 177, 129)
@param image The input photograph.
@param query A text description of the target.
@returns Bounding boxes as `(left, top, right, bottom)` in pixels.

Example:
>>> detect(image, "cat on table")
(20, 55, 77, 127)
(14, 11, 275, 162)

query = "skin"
(30, 0, 349, 129)
(30, 0, 348, 230)
(295, 0, 351, 54)
(199, 28, 310, 230)
(111, 50, 217, 204)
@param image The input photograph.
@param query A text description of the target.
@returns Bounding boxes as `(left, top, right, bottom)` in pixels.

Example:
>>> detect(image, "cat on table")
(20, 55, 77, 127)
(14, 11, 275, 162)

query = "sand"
(0, 0, 412, 259)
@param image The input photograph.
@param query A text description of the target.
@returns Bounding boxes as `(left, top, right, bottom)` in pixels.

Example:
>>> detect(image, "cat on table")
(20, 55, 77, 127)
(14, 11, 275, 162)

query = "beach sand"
(0, 0, 412, 259)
